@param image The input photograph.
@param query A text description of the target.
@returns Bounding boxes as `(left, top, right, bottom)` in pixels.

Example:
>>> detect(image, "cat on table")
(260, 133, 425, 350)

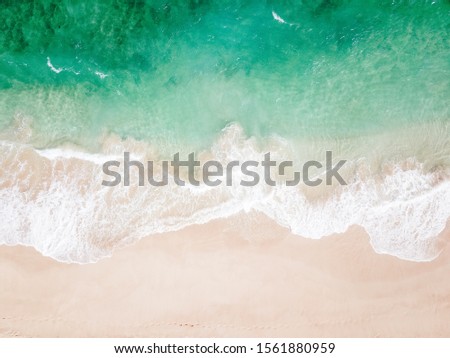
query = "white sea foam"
(95, 71, 108, 79)
(37, 146, 116, 165)
(271, 10, 300, 27)
(46, 57, 80, 75)
(272, 11, 287, 24)
(46, 57, 63, 74)
(0, 124, 449, 263)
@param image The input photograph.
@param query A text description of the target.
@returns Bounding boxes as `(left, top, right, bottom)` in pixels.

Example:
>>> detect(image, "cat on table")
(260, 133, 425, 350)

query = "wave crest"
(0, 124, 449, 263)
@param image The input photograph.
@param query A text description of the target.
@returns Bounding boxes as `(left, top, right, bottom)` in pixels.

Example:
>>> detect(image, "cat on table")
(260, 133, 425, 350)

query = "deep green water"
(0, 0, 449, 150)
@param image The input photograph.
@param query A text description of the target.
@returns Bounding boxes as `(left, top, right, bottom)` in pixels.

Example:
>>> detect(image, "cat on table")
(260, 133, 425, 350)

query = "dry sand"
(1, 214, 449, 337)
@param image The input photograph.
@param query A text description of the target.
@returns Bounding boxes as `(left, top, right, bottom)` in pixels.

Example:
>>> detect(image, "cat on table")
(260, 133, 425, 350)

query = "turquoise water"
(0, 0, 449, 151)
(1, 1, 450, 263)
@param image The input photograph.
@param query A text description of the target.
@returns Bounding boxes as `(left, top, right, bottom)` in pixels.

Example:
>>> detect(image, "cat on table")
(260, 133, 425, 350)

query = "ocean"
(0, 0, 449, 263)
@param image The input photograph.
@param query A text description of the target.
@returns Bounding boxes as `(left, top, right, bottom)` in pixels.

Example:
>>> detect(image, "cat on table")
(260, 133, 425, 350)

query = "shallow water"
(0, 1, 449, 263)
(1, 0, 448, 149)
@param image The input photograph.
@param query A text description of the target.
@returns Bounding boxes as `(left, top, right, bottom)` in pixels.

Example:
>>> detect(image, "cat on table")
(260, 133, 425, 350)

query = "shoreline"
(1, 214, 449, 337)
(1, 126, 449, 263)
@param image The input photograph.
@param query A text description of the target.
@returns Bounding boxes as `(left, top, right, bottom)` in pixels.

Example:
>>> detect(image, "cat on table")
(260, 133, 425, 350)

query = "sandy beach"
(1, 0, 449, 345)
(1, 213, 449, 338)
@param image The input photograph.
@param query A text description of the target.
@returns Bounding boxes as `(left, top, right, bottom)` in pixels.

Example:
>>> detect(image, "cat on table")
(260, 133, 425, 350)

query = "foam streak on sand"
(1, 218, 450, 337)
(0, 124, 449, 263)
